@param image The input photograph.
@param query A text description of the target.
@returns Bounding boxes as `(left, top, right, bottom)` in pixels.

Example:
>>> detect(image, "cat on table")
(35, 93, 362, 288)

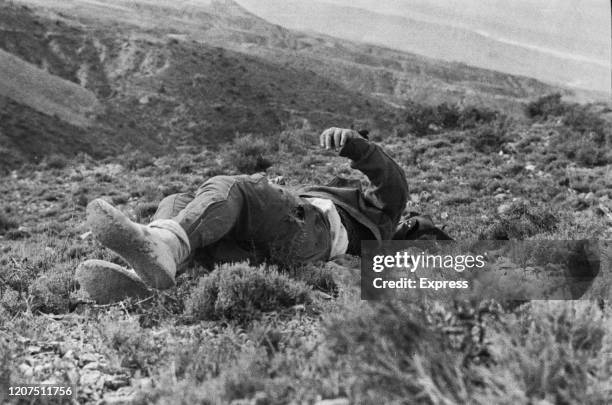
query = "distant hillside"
(236, 0, 611, 95)
(0, 0, 568, 170)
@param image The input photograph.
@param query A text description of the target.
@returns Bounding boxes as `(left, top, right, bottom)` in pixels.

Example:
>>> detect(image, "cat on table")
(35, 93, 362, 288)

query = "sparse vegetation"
(405, 101, 499, 136)
(186, 262, 312, 322)
(2, 108, 611, 402)
(1, 2, 612, 404)
(228, 134, 273, 174)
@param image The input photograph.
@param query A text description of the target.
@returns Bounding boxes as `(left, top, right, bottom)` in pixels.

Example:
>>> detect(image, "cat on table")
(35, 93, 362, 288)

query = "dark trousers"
(152, 174, 331, 268)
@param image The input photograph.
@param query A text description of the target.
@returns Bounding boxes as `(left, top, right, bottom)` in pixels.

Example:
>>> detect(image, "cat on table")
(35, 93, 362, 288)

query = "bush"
(478, 202, 559, 239)
(283, 263, 338, 296)
(457, 105, 498, 128)
(575, 144, 610, 167)
(487, 302, 611, 404)
(563, 105, 608, 142)
(28, 264, 74, 314)
(229, 134, 273, 174)
(323, 301, 471, 403)
(135, 201, 160, 222)
(404, 101, 439, 136)
(525, 93, 567, 119)
(42, 154, 69, 170)
(552, 127, 612, 167)
(405, 101, 498, 136)
(468, 118, 511, 154)
(124, 150, 155, 170)
(0, 211, 17, 233)
(101, 313, 162, 371)
(527, 94, 609, 145)
(186, 262, 312, 322)
(273, 129, 316, 155)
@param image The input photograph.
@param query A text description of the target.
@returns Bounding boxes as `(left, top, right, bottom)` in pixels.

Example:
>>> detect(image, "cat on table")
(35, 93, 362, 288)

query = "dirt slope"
(0, 49, 99, 126)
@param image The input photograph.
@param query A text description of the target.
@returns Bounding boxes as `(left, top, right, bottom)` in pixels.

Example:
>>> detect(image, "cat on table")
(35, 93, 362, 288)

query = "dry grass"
(0, 98, 611, 403)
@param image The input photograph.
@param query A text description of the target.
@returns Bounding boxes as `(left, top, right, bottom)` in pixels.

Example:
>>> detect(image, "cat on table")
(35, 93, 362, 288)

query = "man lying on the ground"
(76, 127, 450, 303)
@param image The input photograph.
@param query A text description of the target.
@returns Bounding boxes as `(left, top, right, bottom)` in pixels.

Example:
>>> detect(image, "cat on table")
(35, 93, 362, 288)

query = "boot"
(76, 259, 152, 304)
(86, 199, 190, 289)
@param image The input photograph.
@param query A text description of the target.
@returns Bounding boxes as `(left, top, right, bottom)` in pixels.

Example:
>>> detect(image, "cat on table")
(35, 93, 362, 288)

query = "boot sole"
(87, 199, 176, 289)
(76, 259, 151, 304)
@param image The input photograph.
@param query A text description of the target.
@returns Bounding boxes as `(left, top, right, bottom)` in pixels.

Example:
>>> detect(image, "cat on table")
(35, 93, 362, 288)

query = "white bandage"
(305, 198, 349, 258)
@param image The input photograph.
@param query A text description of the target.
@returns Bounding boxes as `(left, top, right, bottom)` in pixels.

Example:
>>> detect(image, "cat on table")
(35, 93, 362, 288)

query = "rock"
(80, 370, 103, 387)
(63, 350, 75, 360)
(103, 391, 138, 405)
(135, 377, 153, 390)
(79, 352, 98, 365)
(83, 362, 101, 370)
(253, 391, 269, 405)
(525, 163, 536, 171)
(315, 399, 350, 405)
(497, 203, 512, 216)
(27, 345, 42, 354)
(139, 95, 150, 104)
(313, 291, 332, 300)
(571, 198, 589, 211)
(584, 192, 597, 204)
(18, 363, 33, 378)
(104, 374, 130, 390)
(230, 400, 251, 405)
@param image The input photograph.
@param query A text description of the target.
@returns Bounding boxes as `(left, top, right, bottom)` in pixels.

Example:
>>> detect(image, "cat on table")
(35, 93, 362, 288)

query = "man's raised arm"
(319, 127, 409, 223)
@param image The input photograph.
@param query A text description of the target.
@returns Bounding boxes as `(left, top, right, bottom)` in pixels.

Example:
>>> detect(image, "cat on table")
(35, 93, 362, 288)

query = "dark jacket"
(298, 136, 409, 242)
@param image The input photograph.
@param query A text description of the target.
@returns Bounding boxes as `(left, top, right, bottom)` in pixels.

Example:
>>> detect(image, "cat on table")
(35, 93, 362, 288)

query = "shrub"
(186, 262, 312, 322)
(273, 129, 316, 155)
(0, 211, 17, 233)
(323, 301, 471, 403)
(552, 127, 612, 167)
(468, 118, 510, 154)
(478, 202, 559, 239)
(42, 154, 69, 170)
(229, 134, 273, 174)
(28, 264, 74, 314)
(563, 105, 608, 142)
(525, 93, 567, 118)
(101, 313, 161, 371)
(575, 144, 610, 167)
(283, 263, 338, 296)
(486, 301, 611, 404)
(135, 201, 160, 222)
(527, 94, 609, 145)
(404, 101, 439, 136)
(405, 101, 499, 136)
(124, 150, 155, 170)
(457, 105, 498, 128)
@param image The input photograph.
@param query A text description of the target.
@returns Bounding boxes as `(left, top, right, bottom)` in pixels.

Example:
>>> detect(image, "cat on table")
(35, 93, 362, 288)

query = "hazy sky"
(306, 0, 611, 64)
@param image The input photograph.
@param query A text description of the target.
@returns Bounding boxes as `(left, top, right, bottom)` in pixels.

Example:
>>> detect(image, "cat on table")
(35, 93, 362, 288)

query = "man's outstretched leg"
(84, 175, 251, 291)
(86, 199, 191, 289)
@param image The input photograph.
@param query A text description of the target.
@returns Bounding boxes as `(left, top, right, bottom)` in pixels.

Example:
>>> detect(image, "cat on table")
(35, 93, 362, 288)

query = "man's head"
(306, 197, 348, 257)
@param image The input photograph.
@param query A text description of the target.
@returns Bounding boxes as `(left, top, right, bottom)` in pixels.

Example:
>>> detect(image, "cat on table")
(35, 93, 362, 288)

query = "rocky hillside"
(0, 0, 567, 171)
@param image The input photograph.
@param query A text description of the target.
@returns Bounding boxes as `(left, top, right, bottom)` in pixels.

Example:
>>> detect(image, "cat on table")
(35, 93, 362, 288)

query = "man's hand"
(319, 127, 360, 150)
